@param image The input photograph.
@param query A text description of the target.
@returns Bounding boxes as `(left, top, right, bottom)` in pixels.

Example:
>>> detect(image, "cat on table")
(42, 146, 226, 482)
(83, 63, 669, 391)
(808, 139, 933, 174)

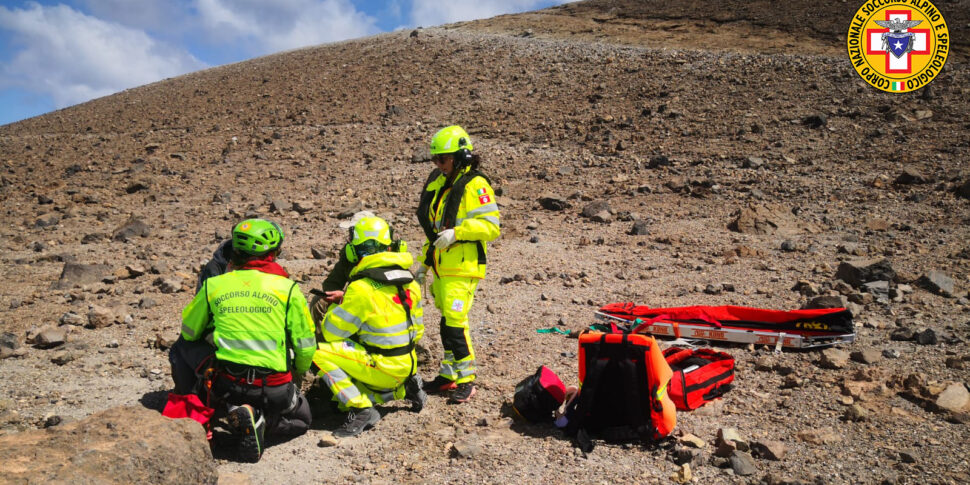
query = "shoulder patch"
(478, 195, 491, 204)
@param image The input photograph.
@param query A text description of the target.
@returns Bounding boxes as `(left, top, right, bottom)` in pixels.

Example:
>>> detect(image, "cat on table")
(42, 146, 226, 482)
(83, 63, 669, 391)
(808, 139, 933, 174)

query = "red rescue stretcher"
(594, 303, 855, 349)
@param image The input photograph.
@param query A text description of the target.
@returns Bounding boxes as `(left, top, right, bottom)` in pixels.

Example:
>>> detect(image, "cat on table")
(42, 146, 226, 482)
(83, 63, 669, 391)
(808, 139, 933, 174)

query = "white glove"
(434, 229, 457, 249)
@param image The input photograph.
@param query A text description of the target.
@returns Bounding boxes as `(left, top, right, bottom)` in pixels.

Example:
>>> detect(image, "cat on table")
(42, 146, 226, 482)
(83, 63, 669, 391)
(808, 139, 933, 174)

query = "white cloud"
(409, 0, 559, 27)
(80, 0, 190, 33)
(196, 0, 379, 55)
(0, 3, 206, 109)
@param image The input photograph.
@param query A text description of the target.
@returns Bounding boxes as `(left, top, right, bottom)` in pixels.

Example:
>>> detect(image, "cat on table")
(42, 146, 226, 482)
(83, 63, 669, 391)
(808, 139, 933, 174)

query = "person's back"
(185, 268, 312, 373)
(178, 218, 315, 463)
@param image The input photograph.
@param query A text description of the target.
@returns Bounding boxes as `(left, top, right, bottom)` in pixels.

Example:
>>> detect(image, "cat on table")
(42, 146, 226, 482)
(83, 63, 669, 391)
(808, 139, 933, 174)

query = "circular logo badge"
(239, 223, 251, 231)
(847, 0, 949, 93)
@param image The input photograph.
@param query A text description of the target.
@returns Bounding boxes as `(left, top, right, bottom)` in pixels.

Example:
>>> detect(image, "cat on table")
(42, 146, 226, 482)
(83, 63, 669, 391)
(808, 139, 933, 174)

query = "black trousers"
(169, 337, 310, 438)
(211, 376, 311, 438)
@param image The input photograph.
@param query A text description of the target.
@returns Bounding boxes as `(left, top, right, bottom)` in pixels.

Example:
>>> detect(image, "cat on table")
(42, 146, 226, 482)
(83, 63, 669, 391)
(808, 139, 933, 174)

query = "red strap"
(220, 371, 292, 387)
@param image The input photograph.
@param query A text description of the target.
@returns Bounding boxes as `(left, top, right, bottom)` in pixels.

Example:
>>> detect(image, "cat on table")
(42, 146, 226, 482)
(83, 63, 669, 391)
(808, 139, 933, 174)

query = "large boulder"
(0, 405, 217, 484)
(52, 263, 111, 290)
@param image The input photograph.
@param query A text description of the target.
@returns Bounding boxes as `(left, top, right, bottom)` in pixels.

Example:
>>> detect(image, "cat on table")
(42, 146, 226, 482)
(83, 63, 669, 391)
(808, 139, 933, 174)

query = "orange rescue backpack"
(565, 331, 676, 451)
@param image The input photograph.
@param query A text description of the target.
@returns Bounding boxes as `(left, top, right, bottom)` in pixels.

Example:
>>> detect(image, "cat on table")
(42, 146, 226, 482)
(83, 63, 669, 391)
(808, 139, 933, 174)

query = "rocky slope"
(0, 0, 968, 484)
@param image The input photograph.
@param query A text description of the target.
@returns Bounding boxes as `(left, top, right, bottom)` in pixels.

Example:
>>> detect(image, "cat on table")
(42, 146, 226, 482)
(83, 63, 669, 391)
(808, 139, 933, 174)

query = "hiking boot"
(449, 382, 476, 404)
(227, 404, 265, 463)
(423, 375, 457, 394)
(333, 407, 380, 438)
(404, 374, 427, 413)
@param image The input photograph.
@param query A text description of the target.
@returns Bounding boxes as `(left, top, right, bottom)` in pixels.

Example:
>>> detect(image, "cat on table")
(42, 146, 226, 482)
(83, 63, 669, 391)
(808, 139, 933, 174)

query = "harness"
(347, 266, 420, 375)
(416, 168, 491, 269)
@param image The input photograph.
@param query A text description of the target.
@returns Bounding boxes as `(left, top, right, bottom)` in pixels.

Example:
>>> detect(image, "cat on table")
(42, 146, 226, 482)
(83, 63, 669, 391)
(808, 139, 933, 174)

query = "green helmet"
(429, 125, 473, 155)
(232, 219, 283, 256)
(346, 216, 393, 263)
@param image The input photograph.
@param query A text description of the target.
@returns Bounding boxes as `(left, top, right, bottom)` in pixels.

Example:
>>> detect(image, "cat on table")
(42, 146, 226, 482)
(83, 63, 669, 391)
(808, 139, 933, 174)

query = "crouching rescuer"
(180, 219, 316, 462)
(312, 216, 426, 438)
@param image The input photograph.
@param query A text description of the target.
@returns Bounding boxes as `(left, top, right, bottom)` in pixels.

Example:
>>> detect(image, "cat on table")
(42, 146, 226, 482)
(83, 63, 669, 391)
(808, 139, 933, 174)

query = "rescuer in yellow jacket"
(312, 217, 426, 438)
(416, 125, 500, 404)
(181, 218, 316, 462)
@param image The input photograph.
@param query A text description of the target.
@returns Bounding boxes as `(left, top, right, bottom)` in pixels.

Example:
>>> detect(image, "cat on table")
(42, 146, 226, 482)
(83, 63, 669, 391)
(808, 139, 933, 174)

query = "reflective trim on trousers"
(319, 368, 361, 405)
(217, 337, 277, 351)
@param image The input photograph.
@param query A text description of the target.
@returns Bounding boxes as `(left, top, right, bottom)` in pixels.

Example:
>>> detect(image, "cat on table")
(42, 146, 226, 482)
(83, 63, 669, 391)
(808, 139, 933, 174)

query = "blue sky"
(0, 0, 572, 126)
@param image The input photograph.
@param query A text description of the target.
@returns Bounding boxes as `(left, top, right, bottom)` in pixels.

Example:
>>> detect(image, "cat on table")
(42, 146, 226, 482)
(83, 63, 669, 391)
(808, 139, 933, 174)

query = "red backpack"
(662, 347, 735, 411)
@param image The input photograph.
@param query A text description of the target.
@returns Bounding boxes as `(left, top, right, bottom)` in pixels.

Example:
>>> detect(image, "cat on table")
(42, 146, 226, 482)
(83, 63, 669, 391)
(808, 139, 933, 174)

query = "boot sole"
(228, 407, 262, 462)
(449, 386, 477, 404)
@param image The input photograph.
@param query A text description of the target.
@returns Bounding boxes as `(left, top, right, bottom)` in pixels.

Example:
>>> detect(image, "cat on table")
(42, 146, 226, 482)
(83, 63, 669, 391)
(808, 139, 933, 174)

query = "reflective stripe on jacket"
(181, 269, 316, 374)
(420, 166, 500, 278)
(321, 251, 424, 355)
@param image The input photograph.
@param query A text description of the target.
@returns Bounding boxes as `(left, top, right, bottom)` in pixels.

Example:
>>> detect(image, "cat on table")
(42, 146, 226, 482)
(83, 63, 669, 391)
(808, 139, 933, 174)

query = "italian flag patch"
(476, 188, 487, 196)
(891, 81, 906, 92)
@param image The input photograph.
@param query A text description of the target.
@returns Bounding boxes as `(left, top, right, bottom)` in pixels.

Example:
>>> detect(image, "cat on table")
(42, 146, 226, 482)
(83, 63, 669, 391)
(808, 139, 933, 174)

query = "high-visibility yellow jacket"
(419, 166, 500, 278)
(320, 251, 424, 357)
(181, 269, 316, 375)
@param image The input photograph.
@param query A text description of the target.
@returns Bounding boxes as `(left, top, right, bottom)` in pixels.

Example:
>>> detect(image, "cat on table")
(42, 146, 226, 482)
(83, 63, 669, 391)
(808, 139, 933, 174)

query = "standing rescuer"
(312, 216, 426, 437)
(180, 219, 316, 462)
(416, 125, 501, 403)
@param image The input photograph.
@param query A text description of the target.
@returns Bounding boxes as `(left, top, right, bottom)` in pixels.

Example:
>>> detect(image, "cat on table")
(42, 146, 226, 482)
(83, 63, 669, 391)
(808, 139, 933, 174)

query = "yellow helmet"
(346, 216, 394, 263)
(429, 125, 473, 155)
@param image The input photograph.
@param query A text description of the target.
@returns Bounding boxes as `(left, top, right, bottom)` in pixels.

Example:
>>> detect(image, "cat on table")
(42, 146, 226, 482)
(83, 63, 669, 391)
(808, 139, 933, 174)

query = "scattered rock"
(678, 433, 707, 448)
(917, 270, 954, 297)
(538, 196, 569, 211)
(87, 305, 117, 329)
(53, 263, 111, 290)
(155, 278, 184, 294)
(819, 348, 850, 369)
(843, 404, 868, 422)
(729, 450, 759, 475)
(581, 200, 612, 223)
(293, 201, 314, 214)
(451, 435, 483, 458)
(270, 199, 291, 214)
(629, 220, 649, 235)
(750, 440, 786, 461)
(935, 383, 969, 413)
(802, 114, 827, 128)
(670, 463, 692, 484)
(112, 216, 150, 242)
(317, 431, 339, 447)
(125, 181, 149, 194)
(895, 168, 928, 185)
(715, 427, 748, 456)
(803, 295, 845, 309)
(955, 180, 970, 199)
(31, 327, 66, 349)
(835, 259, 896, 288)
(0, 405, 217, 484)
(850, 349, 882, 365)
(796, 427, 840, 445)
(59, 311, 85, 326)
(138, 297, 157, 309)
(742, 156, 764, 169)
(0, 332, 25, 359)
(915, 328, 938, 346)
